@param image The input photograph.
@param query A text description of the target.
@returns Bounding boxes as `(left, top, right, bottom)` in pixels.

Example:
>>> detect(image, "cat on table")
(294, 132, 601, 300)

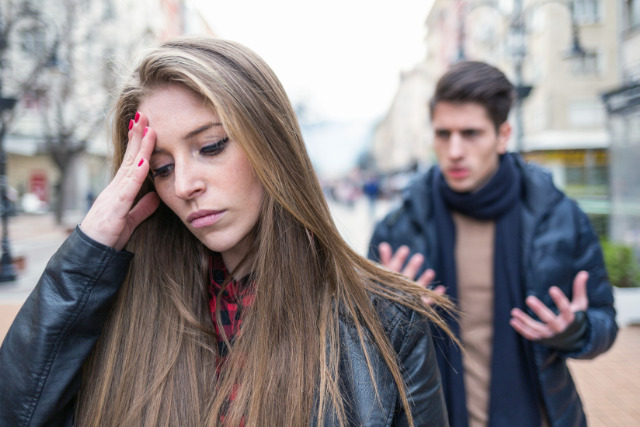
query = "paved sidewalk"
(0, 209, 639, 425)
(568, 325, 640, 426)
(0, 213, 71, 304)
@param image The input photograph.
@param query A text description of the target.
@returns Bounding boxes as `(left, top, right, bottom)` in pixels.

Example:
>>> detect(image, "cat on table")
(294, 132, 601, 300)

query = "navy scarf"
(431, 153, 541, 427)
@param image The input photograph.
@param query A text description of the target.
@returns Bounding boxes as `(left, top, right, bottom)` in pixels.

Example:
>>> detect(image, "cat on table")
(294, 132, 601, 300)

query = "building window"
(573, 0, 602, 25)
(569, 99, 606, 126)
(626, 0, 640, 30)
(19, 27, 46, 55)
(571, 50, 602, 75)
(103, 0, 115, 20)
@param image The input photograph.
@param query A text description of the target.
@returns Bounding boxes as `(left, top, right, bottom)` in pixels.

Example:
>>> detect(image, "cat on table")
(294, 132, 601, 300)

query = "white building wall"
(3, 0, 216, 222)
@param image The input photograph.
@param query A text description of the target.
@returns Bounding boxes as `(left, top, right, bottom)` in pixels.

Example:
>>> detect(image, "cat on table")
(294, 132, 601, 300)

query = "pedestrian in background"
(0, 37, 454, 426)
(369, 61, 617, 427)
(363, 173, 381, 218)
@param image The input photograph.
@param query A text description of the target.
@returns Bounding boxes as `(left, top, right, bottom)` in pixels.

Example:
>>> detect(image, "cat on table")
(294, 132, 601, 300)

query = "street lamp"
(0, 2, 56, 282)
(0, 96, 17, 282)
(0, 2, 18, 282)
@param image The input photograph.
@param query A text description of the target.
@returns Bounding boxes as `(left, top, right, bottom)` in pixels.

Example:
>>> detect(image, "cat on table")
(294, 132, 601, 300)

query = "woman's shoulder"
(369, 293, 415, 332)
(369, 293, 431, 350)
(335, 288, 433, 351)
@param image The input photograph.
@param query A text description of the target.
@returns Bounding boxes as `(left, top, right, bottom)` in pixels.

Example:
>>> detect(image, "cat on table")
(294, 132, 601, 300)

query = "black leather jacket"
(369, 155, 618, 427)
(0, 228, 448, 426)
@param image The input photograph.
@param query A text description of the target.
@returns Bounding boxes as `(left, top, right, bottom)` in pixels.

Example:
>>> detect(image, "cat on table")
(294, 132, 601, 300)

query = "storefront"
(523, 148, 610, 237)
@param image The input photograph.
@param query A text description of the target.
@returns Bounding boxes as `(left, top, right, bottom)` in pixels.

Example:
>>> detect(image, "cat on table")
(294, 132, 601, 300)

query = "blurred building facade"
(602, 0, 640, 254)
(371, 0, 623, 238)
(370, 62, 433, 173)
(3, 0, 214, 222)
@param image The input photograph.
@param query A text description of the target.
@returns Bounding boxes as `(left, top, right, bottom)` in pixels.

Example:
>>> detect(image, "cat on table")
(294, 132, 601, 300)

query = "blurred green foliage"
(601, 240, 640, 288)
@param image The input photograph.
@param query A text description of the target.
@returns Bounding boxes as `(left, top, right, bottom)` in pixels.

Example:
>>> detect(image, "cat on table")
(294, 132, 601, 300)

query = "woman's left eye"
(201, 137, 229, 156)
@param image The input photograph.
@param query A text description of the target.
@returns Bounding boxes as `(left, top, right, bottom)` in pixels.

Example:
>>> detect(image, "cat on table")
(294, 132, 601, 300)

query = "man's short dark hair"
(429, 61, 515, 130)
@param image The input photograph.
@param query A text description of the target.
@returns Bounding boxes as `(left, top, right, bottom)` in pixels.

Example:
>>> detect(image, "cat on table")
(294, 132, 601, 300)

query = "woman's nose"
(173, 162, 205, 200)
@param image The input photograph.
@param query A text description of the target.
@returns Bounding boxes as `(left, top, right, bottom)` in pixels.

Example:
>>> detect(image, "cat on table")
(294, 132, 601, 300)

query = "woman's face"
(140, 84, 264, 273)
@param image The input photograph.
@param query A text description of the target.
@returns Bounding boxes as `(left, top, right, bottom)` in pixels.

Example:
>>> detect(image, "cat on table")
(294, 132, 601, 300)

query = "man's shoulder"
(518, 158, 568, 208)
(515, 157, 593, 236)
(383, 168, 437, 222)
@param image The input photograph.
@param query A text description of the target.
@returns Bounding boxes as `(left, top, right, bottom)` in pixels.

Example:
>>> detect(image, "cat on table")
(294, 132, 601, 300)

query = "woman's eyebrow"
(151, 122, 225, 155)
(183, 122, 223, 140)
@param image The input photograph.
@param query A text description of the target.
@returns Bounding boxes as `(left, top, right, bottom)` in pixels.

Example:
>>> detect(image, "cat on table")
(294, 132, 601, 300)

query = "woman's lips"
(187, 210, 225, 228)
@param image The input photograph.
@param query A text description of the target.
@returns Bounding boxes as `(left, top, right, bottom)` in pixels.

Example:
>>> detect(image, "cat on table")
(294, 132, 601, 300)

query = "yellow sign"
(523, 149, 608, 167)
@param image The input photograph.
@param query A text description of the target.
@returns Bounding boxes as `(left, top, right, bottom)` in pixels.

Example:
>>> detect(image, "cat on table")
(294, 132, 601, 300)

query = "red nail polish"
(128, 119, 134, 130)
(135, 112, 140, 123)
(138, 158, 144, 167)
(143, 127, 148, 137)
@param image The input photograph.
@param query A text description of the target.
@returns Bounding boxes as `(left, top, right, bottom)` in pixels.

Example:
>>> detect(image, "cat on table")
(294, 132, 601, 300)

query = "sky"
(192, 0, 434, 123)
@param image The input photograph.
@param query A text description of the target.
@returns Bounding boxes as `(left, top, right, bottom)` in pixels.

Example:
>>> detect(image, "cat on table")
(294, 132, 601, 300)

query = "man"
(368, 61, 617, 427)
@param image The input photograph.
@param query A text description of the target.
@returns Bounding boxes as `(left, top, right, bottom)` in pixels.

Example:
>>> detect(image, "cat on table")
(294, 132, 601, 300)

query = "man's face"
(432, 101, 510, 193)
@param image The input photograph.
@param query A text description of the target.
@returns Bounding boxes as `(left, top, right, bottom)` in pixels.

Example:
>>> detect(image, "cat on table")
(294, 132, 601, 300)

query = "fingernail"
(135, 112, 140, 123)
(143, 127, 148, 137)
(138, 158, 144, 167)
(128, 119, 134, 130)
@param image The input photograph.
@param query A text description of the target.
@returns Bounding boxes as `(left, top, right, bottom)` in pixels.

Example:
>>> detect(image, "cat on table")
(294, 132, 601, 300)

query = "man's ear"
(497, 122, 511, 154)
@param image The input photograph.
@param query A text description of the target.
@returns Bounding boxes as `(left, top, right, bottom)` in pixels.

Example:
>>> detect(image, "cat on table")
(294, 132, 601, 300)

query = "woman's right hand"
(79, 112, 160, 250)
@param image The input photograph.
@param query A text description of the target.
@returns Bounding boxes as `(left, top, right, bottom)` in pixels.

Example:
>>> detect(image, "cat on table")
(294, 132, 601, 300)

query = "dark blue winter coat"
(368, 156, 618, 427)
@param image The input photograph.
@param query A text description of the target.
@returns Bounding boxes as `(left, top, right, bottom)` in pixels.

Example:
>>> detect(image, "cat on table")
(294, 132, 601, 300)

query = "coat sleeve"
(565, 203, 618, 360)
(367, 203, 417, 263)
(368, 213, 395, 262)
(391, 309, 449, 426)
(0, 227, 133, 427)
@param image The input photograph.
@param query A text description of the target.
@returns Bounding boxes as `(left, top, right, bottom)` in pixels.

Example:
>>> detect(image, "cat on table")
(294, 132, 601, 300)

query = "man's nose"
(448, 133, 464, 159)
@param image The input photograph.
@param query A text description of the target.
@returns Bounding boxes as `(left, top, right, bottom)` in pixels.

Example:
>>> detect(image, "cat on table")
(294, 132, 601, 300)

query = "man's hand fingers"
(433, 285, 446, 295)
(386, 245, 410, 272)
(525, 295, 557, 324)
(512, 272, 591, 341)
(510, 308, 552, 340)
(510, 317, 540, 341)
(378, 242, 392, 265)
(421, 283, 445, 306)
(548, 286, 575, 327)
(526, 294, 570, 334)
(415, 268, 436, 290)
(571, 270, 589, 311)
(402, 253, 425, 281)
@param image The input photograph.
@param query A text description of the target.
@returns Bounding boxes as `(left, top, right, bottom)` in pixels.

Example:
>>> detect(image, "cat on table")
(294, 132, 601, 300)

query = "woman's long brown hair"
(76, 37, 454, 426)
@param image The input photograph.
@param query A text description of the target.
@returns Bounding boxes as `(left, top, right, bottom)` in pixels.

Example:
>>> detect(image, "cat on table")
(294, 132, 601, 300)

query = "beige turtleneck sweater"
(453, 211, 495, 427)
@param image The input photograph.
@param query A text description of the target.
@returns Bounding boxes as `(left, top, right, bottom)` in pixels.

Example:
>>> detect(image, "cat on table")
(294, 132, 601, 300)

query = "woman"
(0, 37, 453, 426)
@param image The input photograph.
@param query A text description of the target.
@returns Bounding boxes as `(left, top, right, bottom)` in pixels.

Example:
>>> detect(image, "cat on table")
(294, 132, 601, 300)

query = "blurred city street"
(0, 0, 638, 424)
(0, 203, 639, 425)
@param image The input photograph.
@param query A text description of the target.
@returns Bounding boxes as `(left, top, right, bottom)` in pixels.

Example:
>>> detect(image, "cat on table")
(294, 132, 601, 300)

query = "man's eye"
(462, 130, 480, 138)
(151, 164, 173, 179)
(435, 131, 450, 139)
(201, 137, 229, 155)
